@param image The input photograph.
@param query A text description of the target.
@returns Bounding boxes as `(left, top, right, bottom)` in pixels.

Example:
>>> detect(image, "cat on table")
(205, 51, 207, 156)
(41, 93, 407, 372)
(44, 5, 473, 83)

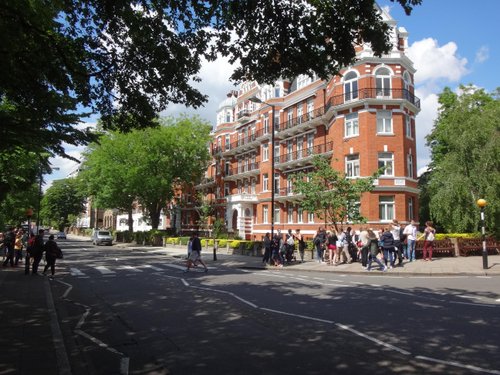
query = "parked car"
(92, 230, 113, 246)
(56, 232, 67, 239)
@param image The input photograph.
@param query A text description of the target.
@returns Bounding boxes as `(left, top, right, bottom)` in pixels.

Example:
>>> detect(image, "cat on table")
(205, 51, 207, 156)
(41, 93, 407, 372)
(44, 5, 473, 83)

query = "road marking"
(95, 266, 115, 275)
(118, 265, 142, 272)
(457, 295, 482, 300)
(141, 265, 164, 272)
(163, 263, 188, 271)
(416, 355, 500, 374)
(70, 268, 86, 276)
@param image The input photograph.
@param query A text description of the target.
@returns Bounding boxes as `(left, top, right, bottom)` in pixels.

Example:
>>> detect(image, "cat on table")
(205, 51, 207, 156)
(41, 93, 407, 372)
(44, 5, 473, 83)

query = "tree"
(292, 156, 379, 231)
(1, 0, 421, 160)
(425, 85, 500, 236)
(40, 178, 86, 230)
(80, 115, 212, 230)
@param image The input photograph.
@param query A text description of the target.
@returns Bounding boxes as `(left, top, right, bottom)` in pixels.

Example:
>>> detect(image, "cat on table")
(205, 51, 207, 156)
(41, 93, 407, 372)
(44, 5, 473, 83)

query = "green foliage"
(425, 86, 500, 237)
(79, 115, 212, 230)
(41, 178, 85, 230)
(212, 218, 227, 239)
(1, 0, 420, 169)
(292, 156, 380, 231)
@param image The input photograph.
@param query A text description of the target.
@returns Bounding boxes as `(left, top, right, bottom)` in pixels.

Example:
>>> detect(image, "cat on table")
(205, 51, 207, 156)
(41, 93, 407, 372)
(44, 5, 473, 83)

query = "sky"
(47, 0, 500, 187)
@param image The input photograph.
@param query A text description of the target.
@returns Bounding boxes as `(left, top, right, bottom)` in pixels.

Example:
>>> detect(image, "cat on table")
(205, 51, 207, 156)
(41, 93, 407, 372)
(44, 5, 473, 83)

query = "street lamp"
(476, 198, 488, 269)
(248, 96, 276, 240)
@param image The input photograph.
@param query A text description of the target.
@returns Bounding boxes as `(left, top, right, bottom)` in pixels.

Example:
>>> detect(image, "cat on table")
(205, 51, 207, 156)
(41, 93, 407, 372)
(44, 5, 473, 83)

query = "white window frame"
(297, 136, 303, 159)
(224, 183, 230, 196)
(264, 115, 269, 135)
(405, 114, 412, 139)
(287, 205, 294, 223)
(297, 207, 304, 224)
(376, 67, 391, 97)
(274, 207, 280, 224)
(408, 197, 414, 221)
(379, 196, 395, 221)
(407, 153, 414, 179)
(262, 173, 269, 192)
(344, 112, 359, 137)
(263, 205, 268, 224)
(378, 152, 394, 177)
(345, 154, 360, 178)
(307, 211, 315, 224)
(377, 110, 393, 134)
(262, 143, 269, 161)
(297, 104, 303, 124)
(344, 71, 359, 102)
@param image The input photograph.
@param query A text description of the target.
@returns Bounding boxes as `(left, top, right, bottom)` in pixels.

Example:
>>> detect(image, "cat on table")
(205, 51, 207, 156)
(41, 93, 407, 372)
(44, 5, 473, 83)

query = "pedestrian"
(25, 232, 36, 275)
(391, 220, 404, 266)
(366, 229, 387, 272)
(295, 229, 305, 263)
(187, 235, 193, 258)
(42, 234, 62, 278)
(14, 230, 24, 266)
(326, 230, 338, 265)
(338, 227, 353, 264)
(184, 232, 208, 273)
(271, 233, 283, 268)
(422, 221, 436, 261)
(2, 227, 15, 267)
(0, 232, 5, 262)
(262, 232, 271, 264)
(379, 228, 395, 268)
(313, 227, 326, 263)
(31, 229, 45, 275)
(359, 227, 369, 269)
(285, 229, 295, 263)
(403, 220, 417, 262)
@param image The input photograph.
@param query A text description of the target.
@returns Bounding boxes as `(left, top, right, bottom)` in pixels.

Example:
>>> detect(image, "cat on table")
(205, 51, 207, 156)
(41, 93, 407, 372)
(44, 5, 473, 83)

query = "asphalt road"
(50, 238, 500, 375)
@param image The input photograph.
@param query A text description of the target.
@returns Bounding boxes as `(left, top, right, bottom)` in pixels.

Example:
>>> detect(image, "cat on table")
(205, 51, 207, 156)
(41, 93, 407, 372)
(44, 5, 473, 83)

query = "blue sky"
(48, 0, 499, 186)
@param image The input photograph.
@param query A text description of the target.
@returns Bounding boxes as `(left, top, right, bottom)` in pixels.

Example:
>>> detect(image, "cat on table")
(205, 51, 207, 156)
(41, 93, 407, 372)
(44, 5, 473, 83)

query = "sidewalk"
(154, 244, 500, 277)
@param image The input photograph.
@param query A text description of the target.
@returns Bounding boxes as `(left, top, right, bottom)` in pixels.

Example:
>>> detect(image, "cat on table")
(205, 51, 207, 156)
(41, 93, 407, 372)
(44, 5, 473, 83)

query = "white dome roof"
(217, 95, 237, 111)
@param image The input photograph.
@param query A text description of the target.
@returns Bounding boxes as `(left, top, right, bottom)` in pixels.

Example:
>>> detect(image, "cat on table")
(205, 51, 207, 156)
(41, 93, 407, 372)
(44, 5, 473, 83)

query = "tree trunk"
(127, 208, 134, 233)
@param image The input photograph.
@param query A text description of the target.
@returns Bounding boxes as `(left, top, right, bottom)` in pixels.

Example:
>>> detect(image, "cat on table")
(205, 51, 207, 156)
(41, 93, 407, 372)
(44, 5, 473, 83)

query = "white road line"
(457, 295, 482, 300)
(70, 268, 86, 276)
(416, 355, 500, 375)
(163, 263, 189, 271)
(260, 307, 334, 324)
(95, 266, 115, 275)
(141, 265, 164, 272)
(496, 299, 500, 302)
(118, 265, 142, 272)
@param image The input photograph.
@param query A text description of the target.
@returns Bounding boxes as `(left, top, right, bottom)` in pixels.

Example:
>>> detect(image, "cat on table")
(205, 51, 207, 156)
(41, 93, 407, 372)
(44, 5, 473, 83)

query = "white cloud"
(408, 38, 469, 172)
(407, 38, 468, 89)
(474, 45, 489, 63)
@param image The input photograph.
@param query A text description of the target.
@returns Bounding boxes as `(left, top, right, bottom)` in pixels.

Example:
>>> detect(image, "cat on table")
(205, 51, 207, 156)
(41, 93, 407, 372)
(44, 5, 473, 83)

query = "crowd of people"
(1, 227, 63, 278)
(260, 220, 436, 271)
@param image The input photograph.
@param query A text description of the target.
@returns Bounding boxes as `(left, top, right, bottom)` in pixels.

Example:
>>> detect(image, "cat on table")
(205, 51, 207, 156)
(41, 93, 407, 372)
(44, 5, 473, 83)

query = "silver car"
(92, 230, 113, 246)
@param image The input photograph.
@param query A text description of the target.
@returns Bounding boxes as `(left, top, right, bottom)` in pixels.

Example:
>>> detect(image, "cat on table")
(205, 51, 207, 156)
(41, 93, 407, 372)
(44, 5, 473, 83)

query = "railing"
(276, 142, 333, 164)
(225, 162, 260, 177)
(237, 109, 252, 120)
(278, 105, 331, 132)
(328, 87, 421, 109)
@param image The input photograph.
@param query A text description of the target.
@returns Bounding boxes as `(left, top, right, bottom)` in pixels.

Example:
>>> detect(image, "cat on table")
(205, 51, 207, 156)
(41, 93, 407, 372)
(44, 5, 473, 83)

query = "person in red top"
(422, 221, 436, 261)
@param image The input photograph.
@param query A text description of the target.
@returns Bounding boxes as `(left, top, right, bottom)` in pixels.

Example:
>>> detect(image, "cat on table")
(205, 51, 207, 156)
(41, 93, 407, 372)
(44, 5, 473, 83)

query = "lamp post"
(249, 96, 276, 240)
(476, 198, 488, 269)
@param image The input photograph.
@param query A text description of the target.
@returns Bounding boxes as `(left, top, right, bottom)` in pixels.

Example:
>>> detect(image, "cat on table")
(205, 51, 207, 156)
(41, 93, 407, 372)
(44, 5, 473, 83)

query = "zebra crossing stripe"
(70, 268, 86, 276)
(118, 265, 142, 272)
(140, 265, 164, 272)
(95, 266, 115, 275)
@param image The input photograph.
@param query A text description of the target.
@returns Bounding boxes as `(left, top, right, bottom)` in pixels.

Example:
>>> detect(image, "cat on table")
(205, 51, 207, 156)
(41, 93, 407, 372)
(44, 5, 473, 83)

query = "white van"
(92, 229, 113, 246)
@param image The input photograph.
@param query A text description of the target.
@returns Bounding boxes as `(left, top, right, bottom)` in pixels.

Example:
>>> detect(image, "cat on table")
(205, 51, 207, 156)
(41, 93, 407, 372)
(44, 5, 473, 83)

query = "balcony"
(275, 142, 333, 171)
(277, 104, 332, 138)
(224, 162, 260, 181)
(194, 176, 216, 189)
(274, 186, 302, 203)
(236, 109, 253, 123)
(226, 193, 258, 203)
(328, 87, 421, 110)
(223, 128, 268, 156)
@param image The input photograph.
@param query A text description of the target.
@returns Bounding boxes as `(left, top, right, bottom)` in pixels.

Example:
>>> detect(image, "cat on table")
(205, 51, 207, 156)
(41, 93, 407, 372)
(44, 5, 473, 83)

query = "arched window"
(375, 67, 391, 97)
(344, 71, 358, 102)
(403, 71, 412, 101)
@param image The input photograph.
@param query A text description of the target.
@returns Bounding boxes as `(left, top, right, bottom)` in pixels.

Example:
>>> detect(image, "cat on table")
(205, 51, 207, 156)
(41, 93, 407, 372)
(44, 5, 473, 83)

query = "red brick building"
(189, 7, 420, 239)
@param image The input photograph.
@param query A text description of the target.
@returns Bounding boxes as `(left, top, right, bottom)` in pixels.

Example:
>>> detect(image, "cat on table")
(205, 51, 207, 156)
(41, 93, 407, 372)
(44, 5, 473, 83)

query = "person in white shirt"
(403, 220, 417, 262)
(391, 220, 403, 266)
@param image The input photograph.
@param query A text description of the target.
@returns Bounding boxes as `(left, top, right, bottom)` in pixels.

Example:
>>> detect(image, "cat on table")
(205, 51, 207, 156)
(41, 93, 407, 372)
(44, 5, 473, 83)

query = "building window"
(408, 197, 414, 221)
(237, 181, 242, 194)
(307, 133, 314, 155)
(407, 153, 414, 179)
(297, 207, 303, 224)
(224, 135, 230, 151)
(286, 178, 293, 195)
(297, 74, 311, 89)
(377, 110, 393, 134)
(287, 205, 294, 223)
(344, 71, 358, 102)
(346, 154, 360, 178)
(274, 141, 280, 164)
(297, 136, 304, 159)
(274, 207, 280, 224)
(224, 183, 230, 196)
(307, 99, 314, 119)
(345, 112, 359, 137)
(264, 115, 269, 134)
(262, 143, 269, 161)
(287, 140, 293, 161)
(263, 205, 268, 224)
(307, 211, 314, 223)
(287, 108, 293, 128)
(274, 84, 281, 98)
(378, 152, 394, 176)
(405, 114, 412, 138)
(274, 172, 280, 195)
(376, 67, 391, 97)
(262, 173, 268, 192)
(379, 196, 395, 221)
